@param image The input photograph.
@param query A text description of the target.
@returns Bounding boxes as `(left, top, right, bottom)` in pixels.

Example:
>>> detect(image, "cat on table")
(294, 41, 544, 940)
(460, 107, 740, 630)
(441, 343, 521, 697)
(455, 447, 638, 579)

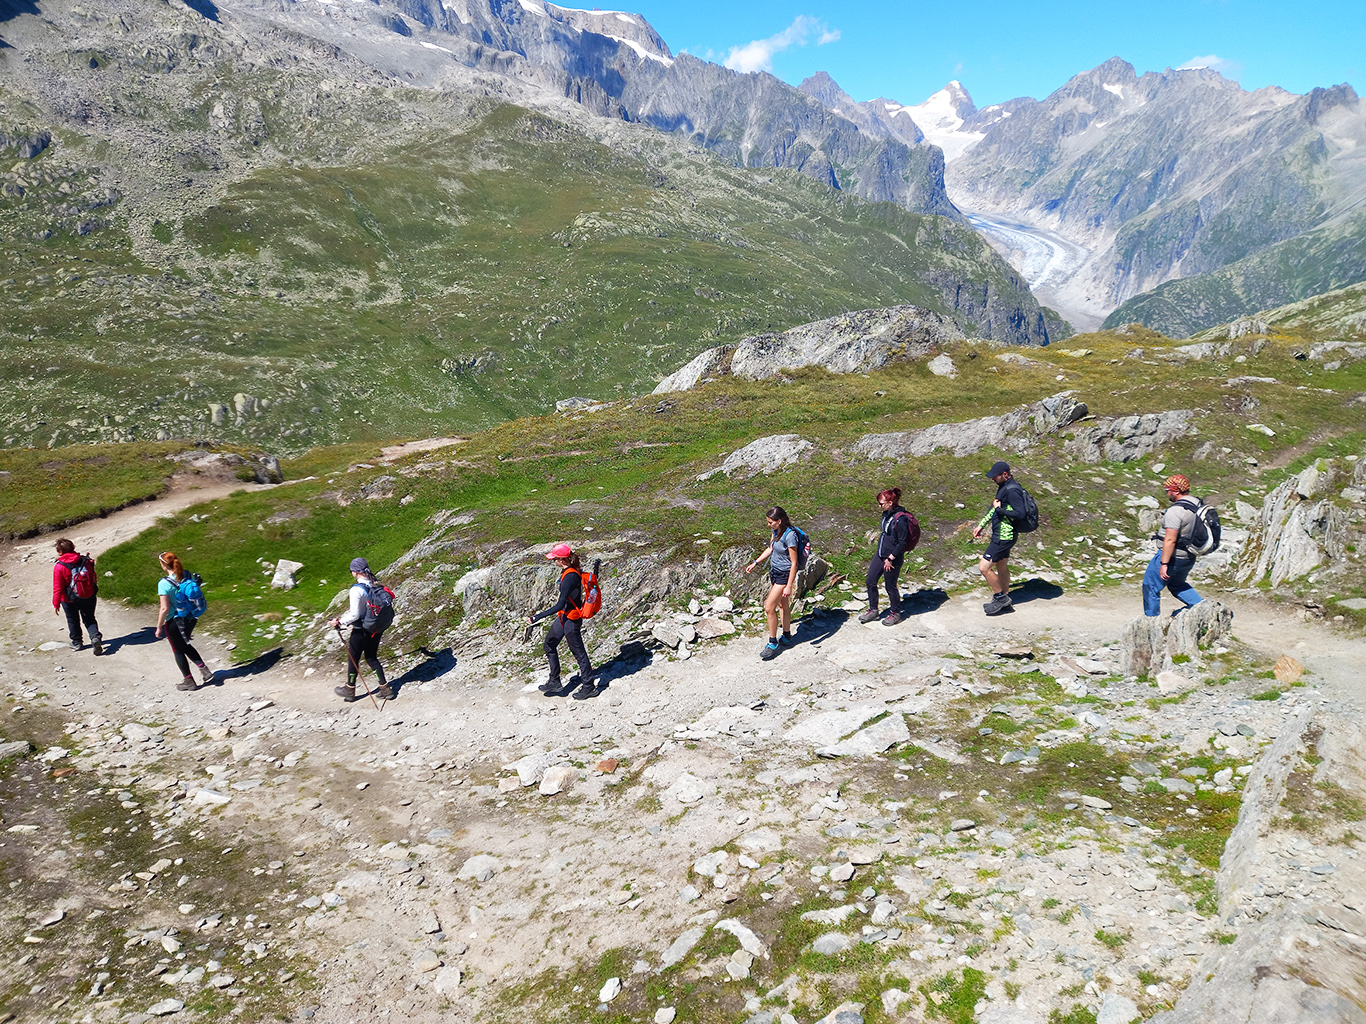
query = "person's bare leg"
(765, 585, 781, 638)
(996, 558, 1011, 597)
(779, 593, 791, 633)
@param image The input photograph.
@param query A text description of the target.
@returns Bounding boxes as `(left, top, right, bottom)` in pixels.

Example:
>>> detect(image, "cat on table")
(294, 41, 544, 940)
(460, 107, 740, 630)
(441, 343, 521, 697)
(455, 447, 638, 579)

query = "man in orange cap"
(1144, 474, 1205, 616)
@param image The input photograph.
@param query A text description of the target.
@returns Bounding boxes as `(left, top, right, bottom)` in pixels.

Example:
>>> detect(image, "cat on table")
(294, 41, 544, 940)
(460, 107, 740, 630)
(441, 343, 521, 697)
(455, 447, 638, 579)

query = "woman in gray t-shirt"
(744, 505, 800, 660)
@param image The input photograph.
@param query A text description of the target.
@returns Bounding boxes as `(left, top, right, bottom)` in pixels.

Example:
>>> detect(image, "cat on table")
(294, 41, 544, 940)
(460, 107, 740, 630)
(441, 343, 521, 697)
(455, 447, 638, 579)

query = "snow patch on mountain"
(908, 81, 985, 163)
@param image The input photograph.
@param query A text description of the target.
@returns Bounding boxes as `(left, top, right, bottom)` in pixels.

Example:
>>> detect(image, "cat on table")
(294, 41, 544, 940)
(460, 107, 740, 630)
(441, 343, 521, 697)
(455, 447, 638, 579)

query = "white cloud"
(1177, 54, 1243, 80)
(723, 15, 839, 74)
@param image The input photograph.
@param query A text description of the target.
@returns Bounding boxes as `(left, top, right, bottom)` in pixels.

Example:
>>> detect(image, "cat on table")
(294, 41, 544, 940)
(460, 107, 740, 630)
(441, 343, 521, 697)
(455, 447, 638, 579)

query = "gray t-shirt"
(770, 527, 800, 572)
(1156, 501, 1198, 561)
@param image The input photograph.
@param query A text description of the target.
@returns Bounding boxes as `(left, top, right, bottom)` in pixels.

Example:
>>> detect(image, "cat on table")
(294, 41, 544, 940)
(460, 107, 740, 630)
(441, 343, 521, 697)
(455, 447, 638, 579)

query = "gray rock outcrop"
(654, 306, 965, 393)
(697, 435, 814, 480)
(1237, 466, 1348, 587)
(854, 392, 1086, 460)
(1149, 707, 1366, 1024)
(1118, 601, 1233, 677)
(1066, 410, 1193, 463)
(166, 450, 283, 484)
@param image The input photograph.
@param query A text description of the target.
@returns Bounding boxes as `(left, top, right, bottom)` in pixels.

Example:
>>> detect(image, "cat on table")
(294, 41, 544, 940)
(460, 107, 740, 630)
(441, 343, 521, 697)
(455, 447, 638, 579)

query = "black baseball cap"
(986, 461, 1011, 478)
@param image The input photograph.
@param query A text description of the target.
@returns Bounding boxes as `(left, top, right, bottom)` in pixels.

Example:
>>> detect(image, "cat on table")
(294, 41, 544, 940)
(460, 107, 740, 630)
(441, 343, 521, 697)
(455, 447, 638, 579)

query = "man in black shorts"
(972, 461, 1027, 615)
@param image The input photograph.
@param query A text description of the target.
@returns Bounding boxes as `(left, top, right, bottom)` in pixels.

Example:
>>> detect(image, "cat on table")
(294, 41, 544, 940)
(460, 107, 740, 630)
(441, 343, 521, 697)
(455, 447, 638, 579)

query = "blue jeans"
(1143, 552, 1202, 617)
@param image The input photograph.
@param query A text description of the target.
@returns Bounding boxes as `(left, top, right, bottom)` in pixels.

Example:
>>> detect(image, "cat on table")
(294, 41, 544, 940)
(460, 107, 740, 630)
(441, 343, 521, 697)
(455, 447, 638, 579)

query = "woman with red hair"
(859, 488, 918, 626)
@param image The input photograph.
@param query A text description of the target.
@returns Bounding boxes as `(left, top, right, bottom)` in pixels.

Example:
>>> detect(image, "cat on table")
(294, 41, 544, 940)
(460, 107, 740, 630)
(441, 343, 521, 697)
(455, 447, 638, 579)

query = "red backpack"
(66, 555, 98, 600)
(891, 510, 921, 553)
(564, 561, 602, 621)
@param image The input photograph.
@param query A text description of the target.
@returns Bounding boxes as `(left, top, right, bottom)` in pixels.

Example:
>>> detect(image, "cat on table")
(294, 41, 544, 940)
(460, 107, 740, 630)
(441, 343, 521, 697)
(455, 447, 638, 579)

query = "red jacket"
(53, 551, 91, 608)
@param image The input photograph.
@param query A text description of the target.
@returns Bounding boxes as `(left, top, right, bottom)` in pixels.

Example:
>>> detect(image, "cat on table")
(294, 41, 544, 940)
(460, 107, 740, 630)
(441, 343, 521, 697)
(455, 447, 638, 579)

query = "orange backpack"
(563, 561, 602, 621)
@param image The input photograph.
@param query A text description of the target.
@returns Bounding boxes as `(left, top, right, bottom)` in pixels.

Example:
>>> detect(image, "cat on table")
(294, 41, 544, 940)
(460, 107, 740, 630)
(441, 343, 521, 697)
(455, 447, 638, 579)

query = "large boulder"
(653, 306, 964, 393)
(1237, 475, 1348, 587)
(854, 392, 1086, 460)
(1066, 410, 1193, 463)
(697, 434, 815, 480)
(1119, 601, 1233, 676)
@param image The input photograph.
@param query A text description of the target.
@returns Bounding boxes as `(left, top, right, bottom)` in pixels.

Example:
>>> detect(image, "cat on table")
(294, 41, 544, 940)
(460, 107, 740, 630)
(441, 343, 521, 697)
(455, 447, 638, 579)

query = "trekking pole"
(334, 624, 381, 709)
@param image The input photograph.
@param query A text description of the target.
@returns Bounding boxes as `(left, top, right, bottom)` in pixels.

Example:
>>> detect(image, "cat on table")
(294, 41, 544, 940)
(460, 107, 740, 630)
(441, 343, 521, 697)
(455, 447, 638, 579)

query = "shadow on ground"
(1009, 578, 1065, 604)
(218, 646, 285, 681)
(387, 647, 457, 697)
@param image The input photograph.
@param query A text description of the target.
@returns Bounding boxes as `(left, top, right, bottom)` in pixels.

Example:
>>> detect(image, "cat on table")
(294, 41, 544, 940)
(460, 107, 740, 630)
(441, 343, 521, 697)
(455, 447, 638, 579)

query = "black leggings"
(866, 555, 903, 614)
(545, 616, 592, 684)
(166, 616, 203, 677)
(347, 627, 387, 687)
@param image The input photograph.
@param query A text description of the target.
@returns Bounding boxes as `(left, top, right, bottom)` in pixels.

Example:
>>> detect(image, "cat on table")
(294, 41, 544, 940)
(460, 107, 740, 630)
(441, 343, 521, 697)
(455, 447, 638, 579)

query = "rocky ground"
(1, 490, 1364, 1024)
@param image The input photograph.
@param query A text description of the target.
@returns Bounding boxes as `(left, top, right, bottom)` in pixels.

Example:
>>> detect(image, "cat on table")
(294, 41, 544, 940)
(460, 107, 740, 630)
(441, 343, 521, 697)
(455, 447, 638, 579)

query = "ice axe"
(334, 624, 382, 708)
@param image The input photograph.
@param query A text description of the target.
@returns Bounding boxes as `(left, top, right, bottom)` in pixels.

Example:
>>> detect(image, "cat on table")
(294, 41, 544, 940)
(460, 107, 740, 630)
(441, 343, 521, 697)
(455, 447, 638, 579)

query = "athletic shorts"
(983, 539, 1015, 563)
(769, 567, 791, 586)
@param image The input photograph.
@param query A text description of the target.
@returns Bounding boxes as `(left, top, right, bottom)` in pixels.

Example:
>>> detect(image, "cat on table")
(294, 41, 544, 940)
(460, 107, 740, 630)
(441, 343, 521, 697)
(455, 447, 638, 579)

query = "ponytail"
(877, 487, 902, 504)
(159, 551, 186, 582)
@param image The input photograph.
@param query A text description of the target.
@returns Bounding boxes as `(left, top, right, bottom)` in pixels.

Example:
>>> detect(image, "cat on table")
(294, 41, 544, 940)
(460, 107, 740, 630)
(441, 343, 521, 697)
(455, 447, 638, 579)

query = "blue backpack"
(173, 573, 208, 617)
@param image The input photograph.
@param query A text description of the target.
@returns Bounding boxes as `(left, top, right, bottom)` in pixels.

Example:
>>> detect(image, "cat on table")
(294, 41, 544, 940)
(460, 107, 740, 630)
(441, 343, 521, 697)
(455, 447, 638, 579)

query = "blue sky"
(641, 0, 1363, 107)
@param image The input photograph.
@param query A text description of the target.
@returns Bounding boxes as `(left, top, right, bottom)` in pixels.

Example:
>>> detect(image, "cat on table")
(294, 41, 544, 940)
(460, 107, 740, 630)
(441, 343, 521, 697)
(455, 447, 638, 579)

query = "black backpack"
(1015, 487, 1040, 533)
(359, 580, 396, 634)
(1177, 497, 1221, 555)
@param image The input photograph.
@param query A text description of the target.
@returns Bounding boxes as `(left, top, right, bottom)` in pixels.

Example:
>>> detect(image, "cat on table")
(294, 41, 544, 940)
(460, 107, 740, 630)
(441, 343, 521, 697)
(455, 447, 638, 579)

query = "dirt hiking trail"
(1, 490, 1363, 1024)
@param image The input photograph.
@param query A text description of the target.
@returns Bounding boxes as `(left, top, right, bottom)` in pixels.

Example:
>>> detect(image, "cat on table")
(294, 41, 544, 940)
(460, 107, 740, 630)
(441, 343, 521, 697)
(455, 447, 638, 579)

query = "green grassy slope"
(1103, 212, 1366, 336)
(0, 103, 1060, 453)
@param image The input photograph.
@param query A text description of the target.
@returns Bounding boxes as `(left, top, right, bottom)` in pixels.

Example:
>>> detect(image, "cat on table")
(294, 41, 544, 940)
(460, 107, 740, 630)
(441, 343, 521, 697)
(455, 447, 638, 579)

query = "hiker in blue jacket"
(744, 505, 799, 661)
(860, 487, 916, 626)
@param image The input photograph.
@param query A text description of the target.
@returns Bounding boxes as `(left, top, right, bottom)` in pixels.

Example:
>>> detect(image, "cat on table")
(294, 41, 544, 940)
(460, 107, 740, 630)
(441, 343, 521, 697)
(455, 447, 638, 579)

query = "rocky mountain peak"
(797, 71, 852, 108)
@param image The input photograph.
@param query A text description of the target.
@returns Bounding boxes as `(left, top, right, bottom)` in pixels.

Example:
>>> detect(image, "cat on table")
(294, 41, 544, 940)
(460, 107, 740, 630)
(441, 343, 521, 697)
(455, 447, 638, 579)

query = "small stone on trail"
(829, 862, 855, 882)
(949, 819, 976, 832)
(1273, 655, 1304, 683)
(1080, 795, 1112, 810)
(456, 855, 499, 882)
(596, 758, 619, 773)
(1096, 993, 1141, 1024)
(598, 977, 622, 1003)
(432, 966, 462, 995)
(414, 950, 442, 973)
(812, 932, 852, 955)
(356, 782, 369, 791)
(147, 999, 184, 1016)
(539, 765, 575, 795)
(1129, 873, 1159, 892)
(655, 1008, 677, 1024)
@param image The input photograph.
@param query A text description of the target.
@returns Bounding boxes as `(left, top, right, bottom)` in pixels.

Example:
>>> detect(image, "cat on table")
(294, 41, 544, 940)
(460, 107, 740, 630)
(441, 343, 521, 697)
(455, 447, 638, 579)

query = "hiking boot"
(857, 609, 880, 623)
(334, 685, 362, 703)
(984, 594, 1014, 616)
(375, 685, 394, 701)
(70, 639, 83, 652)
(92, 635, 103, 656)
(760, 639, 780, 661)
(540, 677, 563, 695)
(198, 663, 215, 685)
(883, 611, 903, 626)
(572, 683, 600, 700)
(176, 678, 199, 692)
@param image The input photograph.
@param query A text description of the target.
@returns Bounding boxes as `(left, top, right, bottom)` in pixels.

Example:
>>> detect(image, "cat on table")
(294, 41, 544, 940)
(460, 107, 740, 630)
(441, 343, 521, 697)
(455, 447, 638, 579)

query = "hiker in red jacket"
(52, 537, 102, 654)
